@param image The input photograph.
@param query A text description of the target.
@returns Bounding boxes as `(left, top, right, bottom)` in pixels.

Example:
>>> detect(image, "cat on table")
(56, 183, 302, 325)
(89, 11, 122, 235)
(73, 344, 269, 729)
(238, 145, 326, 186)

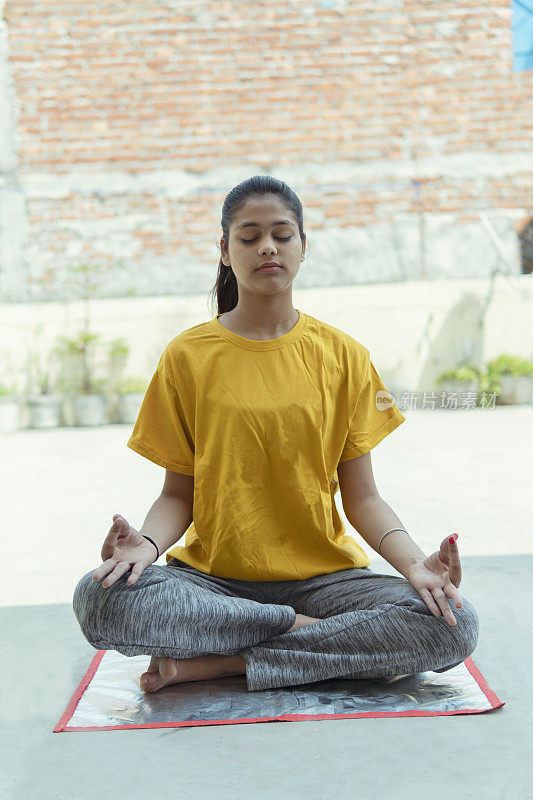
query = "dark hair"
(208, 175, 306, 317)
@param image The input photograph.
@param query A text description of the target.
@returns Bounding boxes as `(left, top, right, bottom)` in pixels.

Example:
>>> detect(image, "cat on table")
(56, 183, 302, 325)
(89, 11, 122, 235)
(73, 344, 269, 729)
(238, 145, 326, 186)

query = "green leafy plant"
(486, 354, 533, 377)
(436, 354, 533, 401)
(54, 332, 108, 395)
(109, 338, 129, 360)
(24, 323, 61, 396)
(436, 364, 483, 384)
(54, 262, 123, 396)
(0, 350, 18, 396)
(478, 371, 502, 396)
(26, 351, 56, 395)
(107, 337, 130, 392)
(116, 376, 149, 395)
(0, 380, 17, 397)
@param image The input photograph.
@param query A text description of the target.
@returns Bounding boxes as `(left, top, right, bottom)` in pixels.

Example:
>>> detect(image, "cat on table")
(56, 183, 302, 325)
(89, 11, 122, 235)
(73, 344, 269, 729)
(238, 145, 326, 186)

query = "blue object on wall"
(513, 0, 533, 71)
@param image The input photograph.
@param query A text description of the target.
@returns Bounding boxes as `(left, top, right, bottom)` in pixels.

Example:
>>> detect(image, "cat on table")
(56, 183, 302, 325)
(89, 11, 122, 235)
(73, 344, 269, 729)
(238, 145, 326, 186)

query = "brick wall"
(0, 0, 531, 302)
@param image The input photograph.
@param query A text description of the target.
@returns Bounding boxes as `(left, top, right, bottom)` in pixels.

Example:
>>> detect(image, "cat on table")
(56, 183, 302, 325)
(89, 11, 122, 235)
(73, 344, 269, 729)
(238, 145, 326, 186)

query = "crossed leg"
(140, 613, 322, 692)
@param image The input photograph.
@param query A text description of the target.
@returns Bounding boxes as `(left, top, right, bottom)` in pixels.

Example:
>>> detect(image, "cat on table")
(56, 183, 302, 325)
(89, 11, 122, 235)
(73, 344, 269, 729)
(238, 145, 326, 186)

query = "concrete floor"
(1, 406, 531, 800)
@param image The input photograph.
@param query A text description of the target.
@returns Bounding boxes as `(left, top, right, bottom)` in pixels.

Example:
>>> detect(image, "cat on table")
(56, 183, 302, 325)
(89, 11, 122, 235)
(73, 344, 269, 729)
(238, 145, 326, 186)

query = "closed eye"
(240, 236, 292, 243)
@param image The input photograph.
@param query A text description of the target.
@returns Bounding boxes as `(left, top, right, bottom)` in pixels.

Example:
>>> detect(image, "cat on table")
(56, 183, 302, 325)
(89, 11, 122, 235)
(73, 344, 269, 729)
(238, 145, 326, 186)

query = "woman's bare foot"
(140, 653, 246, 693)
(287, 613, 322, 632)
(140, 615, 321, 692)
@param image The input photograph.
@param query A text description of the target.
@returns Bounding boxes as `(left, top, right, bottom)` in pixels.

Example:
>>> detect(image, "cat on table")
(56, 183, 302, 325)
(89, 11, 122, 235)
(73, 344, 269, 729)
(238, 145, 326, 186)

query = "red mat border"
(53, 650, 505, 732)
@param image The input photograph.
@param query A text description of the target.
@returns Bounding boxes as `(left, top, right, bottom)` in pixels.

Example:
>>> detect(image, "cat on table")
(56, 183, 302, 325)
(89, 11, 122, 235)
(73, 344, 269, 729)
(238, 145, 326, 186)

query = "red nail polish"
(449, 536, 455, 544)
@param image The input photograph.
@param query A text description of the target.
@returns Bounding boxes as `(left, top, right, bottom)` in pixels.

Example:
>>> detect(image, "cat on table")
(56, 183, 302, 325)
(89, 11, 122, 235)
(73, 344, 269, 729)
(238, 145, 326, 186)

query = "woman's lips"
(257, 265, 281, 272)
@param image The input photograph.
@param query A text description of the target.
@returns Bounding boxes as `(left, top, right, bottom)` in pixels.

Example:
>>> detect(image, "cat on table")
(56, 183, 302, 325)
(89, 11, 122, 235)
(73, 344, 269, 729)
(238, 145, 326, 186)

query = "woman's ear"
(220, 236, 230, 264)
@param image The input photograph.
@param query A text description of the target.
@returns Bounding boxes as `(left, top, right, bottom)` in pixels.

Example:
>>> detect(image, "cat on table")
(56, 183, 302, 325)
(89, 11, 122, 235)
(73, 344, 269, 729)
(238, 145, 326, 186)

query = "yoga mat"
(54, 649, 504, 731)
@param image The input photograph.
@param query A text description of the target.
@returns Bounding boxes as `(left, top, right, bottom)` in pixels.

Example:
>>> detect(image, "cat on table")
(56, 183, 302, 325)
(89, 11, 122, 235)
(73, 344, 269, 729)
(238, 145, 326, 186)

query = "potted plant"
(0, 379, 20, 433)
(116, 376, 149, 423)
(24, 326, 64, 428)
(55, 332, 109, 426)
(486, 354, 533, 405)
(55, 261, 112, 426)
(107, 338, 130, 390)
(435, 364, 483, 396)
(477, 369, 502, 401)
(106, 337, 130, 423)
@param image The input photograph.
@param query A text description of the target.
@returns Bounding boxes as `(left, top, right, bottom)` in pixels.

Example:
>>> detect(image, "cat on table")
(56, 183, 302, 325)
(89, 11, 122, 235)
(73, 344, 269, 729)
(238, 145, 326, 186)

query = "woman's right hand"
(92, 514, 158, 588)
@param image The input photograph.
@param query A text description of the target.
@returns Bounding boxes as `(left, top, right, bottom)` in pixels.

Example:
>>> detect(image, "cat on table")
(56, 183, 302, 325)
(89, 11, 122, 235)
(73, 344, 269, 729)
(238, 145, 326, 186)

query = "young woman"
(73, 175, 479, 694)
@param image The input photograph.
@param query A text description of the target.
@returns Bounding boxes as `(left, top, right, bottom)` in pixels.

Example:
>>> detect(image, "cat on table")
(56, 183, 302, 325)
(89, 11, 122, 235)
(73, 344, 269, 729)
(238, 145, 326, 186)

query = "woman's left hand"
(406, 533, 463, 628)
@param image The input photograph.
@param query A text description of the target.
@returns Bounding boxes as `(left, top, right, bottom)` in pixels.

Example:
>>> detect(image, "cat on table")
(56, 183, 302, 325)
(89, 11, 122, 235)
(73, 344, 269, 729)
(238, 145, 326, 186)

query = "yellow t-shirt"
(126, 309, 406, 580)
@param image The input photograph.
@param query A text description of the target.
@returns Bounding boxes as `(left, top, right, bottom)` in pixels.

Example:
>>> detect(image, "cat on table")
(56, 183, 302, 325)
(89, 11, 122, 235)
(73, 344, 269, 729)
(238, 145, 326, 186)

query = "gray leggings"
(72, 557, 480, 692)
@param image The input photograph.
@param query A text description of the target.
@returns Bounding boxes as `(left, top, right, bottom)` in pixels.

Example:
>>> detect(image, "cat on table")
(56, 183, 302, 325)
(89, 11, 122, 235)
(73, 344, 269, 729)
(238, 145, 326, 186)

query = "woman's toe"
(141, 672, 164, 692)
(140, 674, 154, 691)
(140, 658, 180, 692)
(140, 659, 163, 692)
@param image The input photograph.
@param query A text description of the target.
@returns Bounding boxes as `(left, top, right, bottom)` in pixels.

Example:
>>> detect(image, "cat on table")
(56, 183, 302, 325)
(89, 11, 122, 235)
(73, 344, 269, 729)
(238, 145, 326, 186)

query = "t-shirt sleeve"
(339, 351, 406, 462)
(126, 365, 195, 476)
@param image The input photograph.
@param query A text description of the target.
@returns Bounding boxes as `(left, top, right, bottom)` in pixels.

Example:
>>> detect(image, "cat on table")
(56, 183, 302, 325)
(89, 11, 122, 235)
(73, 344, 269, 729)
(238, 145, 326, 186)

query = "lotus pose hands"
(92, 514, 158, 588)
(406, 533, 463, 628)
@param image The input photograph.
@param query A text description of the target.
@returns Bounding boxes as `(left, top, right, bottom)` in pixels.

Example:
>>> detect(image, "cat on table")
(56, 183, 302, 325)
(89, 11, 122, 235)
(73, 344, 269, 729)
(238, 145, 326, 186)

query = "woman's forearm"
(347, 495, 427, 579)
(139, 493, 193, 556)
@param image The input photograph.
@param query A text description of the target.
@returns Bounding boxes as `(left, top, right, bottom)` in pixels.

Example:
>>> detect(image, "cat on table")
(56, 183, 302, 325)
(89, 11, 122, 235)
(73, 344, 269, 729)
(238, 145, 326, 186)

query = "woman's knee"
(453, 596, 480, 658)
(428, 594, 480, 661)
(72, 564, 157, 630)
(72, 569, 113, 633)
(399, 588, 480, 659)
(73, 563, 181, 634)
